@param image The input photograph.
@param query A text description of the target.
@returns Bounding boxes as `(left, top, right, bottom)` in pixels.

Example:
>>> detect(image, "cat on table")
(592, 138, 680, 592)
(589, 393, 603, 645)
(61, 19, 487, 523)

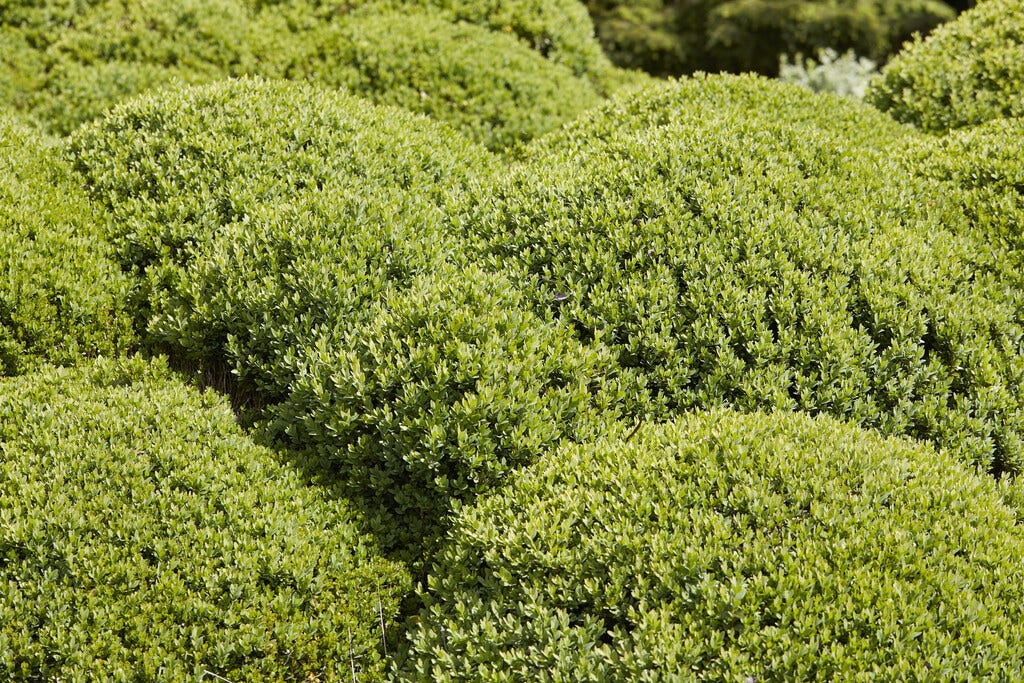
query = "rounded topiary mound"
(463, 74, 1024, 475)
(262, 7, 603, 151)
(866, 0, 1024, 131)
(3, 0, 257, 135)
(897, 117, 1024, 251)
(0, 113, 134, 376)
(0, 357, 409, 680)
(71, 78, 610, 556)
(400, 410, 1024, 681)
(68, 77, 494, 277)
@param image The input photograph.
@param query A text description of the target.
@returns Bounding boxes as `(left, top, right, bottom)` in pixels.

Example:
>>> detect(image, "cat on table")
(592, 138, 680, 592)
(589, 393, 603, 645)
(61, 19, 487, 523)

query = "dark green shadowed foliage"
(866, 0, 1024, 131)
(399, 411, 1024, 681)
(458, 74, 1024, 475)
(582, 0, 954, 77)
(0, 357, 410, 681)
(0, 113, 134, 376)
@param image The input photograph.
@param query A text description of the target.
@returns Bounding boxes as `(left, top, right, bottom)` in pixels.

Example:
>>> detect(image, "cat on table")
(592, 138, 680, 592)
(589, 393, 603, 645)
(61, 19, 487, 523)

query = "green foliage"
(69, 78, 612, 557)
(896, 117, 1024, 252)
(400, 410, 1024, 680)
(6, 0, 260, 135)
(461, 74, 1024, 476)
(68, 77, 494, 277)
(584, 0, 954, 76)
(0, 357, 410, 681)
(866, 0, 1024, 131)
(0, 113, 134, 375)
(260, 7, 603, 151)
(2, 0, 615, 146)
(268, 264, 613, 556)
(779, 48, 879, 99)
(421, 0, 613, 83)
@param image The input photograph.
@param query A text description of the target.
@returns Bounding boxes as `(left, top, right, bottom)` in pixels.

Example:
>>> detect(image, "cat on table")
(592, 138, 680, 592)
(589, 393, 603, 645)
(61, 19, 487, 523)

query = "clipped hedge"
(400, 410, 1024, 680)
(463, 74, 1024, 475)
(70, 78, 611, 555)
(0, 113, 134, 375)
(0, 357, 410, 680)
(866, 0, 1024, 131)
(897, 117, 1024, 252)
(584, 0, 954, 76)
(4, 0, 259, 135)
(262, 7, 603, 151)
(68, 77, 494, 278)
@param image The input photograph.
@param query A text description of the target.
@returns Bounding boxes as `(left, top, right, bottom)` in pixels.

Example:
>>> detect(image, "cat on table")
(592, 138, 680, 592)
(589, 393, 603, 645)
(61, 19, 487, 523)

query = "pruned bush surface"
(260, 7, 603, 151)
(70, 78, 612, 555)
(866, 0, 1024, 131)
(460, 74, 1024, 475)
(69, 78, 494, 277)
(0, 0, 615, 147)
(0, 113, 134, 376)
(400, 410, 1024, 681)
(0, 357, 410, 681)
(897, 117, 1024, 252)
(584, 0, 954, 76)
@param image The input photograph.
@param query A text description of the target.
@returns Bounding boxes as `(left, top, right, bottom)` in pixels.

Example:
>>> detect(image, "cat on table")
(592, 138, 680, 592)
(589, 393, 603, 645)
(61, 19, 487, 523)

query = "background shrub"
(400, 410, 1024, 681)
(866, 0, 1024, 131)
(0, 357, 409, 681)
(1, 0, 622, 146)
(584, 0, 954, 76)
(0, 113, 134, 376)
(257, 6, 604, 151)
(460, 74, 1024, 476)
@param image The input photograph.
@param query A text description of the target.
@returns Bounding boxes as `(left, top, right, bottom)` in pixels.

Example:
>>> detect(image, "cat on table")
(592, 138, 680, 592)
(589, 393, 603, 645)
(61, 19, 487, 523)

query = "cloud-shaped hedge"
(459, 74, 1024, 475)
(69, 79, 614, 556)
(401, 410, 1024, 680)
(866, 0, 1024, 131)
(0, 357, 409, 680)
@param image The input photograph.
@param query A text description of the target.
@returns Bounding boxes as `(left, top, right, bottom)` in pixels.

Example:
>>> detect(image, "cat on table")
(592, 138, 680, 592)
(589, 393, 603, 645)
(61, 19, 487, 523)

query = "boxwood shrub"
(4, 0, 259, 135)
(897, 117, 1024, 253)
(70, 77, 613, 555)
(0, 113, 134, 376)
(0, 357, 410, 681)
(399, 410, 1024, 681)
(866, 0, 1024, 131)
(462, 74, 1024, 475)
(260, 6, 603, 151)
(68, 77, 494, 279)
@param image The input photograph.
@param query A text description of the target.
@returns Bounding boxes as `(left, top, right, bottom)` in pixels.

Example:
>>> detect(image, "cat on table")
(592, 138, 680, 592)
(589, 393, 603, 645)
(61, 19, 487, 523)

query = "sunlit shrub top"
(459, 74, 1024, 475)
(400, 410, 1024, 681)
(866, 0, 1024, 131)
(0, 113, 134, 375)
(0, 357, 410, 681)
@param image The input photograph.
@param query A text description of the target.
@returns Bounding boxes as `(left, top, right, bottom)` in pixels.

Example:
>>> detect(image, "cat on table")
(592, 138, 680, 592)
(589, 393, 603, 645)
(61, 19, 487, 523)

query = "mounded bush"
(68, 77, 495, 278)
(896, 117, 1024, 251)
(261, 7, 604, 151)
(71, 78, 611, 556)
(584, 0, 954, 76)
(866, 0, 1024, 131)
(400, 410, 1024, 680)
(0, 357, 410, 680)
(462, 74, 1024, 475)
(3, 0, 259, 135)
(0, 113, 134, 376)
